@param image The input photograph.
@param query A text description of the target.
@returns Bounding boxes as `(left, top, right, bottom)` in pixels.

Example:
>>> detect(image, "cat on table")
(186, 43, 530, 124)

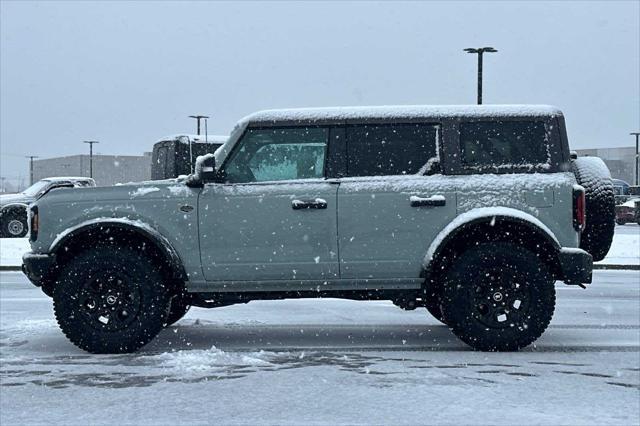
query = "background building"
(575, 146, 636, 184)
(32, 153, 151, 186)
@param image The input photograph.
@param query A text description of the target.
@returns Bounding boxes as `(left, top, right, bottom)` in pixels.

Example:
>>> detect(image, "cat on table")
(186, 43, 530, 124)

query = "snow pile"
(0, 238, 30, 266)
(129, 186, 160, 197)
(167, 185, 192, 196)
(146, 346, 276, 375)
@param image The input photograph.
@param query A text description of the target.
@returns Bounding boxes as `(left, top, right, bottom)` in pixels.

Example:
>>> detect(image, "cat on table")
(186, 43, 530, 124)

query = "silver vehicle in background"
(0, 177, 95, 237)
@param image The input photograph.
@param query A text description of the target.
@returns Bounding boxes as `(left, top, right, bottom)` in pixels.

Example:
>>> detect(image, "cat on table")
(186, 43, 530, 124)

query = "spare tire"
(572, 157, 615, 261)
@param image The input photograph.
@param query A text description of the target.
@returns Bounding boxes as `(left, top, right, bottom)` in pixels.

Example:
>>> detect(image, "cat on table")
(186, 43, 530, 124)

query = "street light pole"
(83, 141, 99, 179)
(25, 155, 38, 185)
(189, 115, 209, 135)
(464, 47, 498, 105)
(631, 132, 640, 186)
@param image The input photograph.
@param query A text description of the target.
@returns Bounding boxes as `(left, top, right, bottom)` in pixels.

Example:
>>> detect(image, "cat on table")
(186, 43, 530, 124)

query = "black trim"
(51, 221, 187, 281)
(22, 252, 56, 287)
(558, 249, 593, 284)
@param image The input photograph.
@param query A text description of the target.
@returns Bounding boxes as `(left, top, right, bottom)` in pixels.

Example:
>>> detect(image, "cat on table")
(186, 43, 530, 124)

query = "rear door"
(337, 123, 457, 279)
(199, 126, 339, 283)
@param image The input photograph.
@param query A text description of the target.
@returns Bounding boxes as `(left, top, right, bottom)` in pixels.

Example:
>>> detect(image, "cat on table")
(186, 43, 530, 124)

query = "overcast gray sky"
(1, 0, 638, 185)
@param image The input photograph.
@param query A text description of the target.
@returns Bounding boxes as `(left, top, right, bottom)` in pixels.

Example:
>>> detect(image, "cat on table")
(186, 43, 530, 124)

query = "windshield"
(22, 180, 50, 197)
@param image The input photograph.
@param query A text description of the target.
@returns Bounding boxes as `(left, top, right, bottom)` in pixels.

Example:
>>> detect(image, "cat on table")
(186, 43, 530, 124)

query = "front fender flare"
(49, 217, 187, 280)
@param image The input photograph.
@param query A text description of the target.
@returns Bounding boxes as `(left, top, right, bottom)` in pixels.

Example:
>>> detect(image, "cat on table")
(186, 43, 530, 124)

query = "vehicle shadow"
(144, 320, 467, 352)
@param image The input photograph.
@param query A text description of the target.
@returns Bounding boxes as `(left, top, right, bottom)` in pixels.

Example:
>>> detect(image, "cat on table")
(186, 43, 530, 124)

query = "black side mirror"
(199, 155, 217, 183)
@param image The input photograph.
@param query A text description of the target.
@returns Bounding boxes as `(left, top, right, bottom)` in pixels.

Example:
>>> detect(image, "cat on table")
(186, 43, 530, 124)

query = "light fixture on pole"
(189, 115, 209, 135)
(463, 47, 498, 105)
(631, 132, 640, 186)
(83, 141, 99, 179)
(25, 155, 39, 185)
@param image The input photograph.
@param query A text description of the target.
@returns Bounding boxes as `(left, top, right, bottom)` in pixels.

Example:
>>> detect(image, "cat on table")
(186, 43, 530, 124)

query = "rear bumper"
(558, 248, 592, 285)
(22, 251, 56, 287)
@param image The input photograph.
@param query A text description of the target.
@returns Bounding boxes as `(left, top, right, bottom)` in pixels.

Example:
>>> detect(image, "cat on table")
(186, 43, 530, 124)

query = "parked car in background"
(151, 134, 227, 180)
(615, 197, 640, 225)
(0, 177, 95, 237)
(612, 178, 631, 205)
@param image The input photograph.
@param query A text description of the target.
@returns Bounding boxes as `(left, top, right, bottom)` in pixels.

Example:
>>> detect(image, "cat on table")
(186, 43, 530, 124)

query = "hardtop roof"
(242, 104, 563, 125)
(157, 134, 227, 144)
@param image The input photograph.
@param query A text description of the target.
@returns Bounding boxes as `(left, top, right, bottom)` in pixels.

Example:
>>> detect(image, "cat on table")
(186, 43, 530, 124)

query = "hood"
(0, 192, 33, 207)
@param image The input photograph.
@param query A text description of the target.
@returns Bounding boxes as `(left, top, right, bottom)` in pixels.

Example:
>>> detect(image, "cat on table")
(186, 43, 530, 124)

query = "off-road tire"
(1, 208, 28, 238)
(53, 246, 172, 354)
(572, 157, 615, 262)
(440, 242, 556, 351)
(165, 293, 191, 326)
(423, 287, 447, 325)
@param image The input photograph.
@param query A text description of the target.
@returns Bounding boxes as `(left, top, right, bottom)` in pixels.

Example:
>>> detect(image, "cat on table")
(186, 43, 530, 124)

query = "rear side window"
(460, 121, 550, 170)
(346, 123, 439, 177)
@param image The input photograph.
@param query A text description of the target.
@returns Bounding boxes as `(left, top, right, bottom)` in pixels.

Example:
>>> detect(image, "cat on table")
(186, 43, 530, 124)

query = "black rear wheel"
(53, 246, 172, 353)
(572, 157, 615, 261)
(440, 242, 556, 351)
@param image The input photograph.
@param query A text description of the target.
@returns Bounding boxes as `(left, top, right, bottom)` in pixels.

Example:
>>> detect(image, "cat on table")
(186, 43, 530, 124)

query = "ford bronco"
(22, 105, 615, 353)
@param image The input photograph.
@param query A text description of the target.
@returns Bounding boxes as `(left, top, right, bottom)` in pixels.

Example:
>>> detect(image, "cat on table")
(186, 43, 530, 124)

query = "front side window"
(346, 123, 440, 177)
(224, 127, 328, 183)
(460, 121, 550, 169)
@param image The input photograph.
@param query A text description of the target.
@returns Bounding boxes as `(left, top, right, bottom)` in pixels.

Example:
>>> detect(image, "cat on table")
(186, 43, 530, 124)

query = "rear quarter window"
(460, 121, 551, 171)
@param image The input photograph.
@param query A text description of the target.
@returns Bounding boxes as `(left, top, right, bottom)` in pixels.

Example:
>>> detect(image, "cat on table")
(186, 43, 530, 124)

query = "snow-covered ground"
(1, 270, 639, 425)
(2, 224, 638, 267)
(597, 224, 640, 265)
(0, 237, 29, 267)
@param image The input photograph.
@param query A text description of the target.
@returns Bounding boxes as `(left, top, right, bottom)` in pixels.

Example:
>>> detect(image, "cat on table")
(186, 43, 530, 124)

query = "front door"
(199, 126, 339, 283)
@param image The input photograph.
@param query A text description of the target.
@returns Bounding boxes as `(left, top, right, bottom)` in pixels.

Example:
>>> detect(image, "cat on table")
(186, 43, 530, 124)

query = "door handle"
(410, 195, 446, 207)
(292, 198, 328, 210)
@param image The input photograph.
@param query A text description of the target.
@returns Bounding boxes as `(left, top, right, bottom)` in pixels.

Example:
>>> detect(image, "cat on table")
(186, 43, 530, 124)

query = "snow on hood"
(0, 193, 32, 207)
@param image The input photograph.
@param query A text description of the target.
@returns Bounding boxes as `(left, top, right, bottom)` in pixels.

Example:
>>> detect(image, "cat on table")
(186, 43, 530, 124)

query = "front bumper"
(558, 248, 592, 285)
(22, 251, 56, 287)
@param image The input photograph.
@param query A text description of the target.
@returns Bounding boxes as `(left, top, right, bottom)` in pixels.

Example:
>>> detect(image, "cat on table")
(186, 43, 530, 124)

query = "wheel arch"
(1, 203, 29, 216)
(423, 208, 562, 280)
(49, 219, 188, 282)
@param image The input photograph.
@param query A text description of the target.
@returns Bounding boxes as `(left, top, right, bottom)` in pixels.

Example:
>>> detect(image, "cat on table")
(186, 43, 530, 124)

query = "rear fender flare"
(423, 207, 561, 276)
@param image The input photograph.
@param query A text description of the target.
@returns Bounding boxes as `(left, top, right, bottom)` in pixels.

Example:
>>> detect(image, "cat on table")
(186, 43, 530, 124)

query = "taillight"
(573, 186, 586, 232)
(30, 205, 38, 241)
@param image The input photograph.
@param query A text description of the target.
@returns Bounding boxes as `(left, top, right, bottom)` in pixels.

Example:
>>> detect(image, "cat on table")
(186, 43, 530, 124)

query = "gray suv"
(22, 105, 615, 353)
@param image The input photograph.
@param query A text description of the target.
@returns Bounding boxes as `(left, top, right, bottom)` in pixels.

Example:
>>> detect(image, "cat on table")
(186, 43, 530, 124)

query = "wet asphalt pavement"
(1, 270, 639, 425)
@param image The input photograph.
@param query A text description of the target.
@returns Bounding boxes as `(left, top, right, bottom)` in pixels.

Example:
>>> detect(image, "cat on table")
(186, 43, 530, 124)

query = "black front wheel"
(165, 294, 191, 326)
(53, 246, 172, 353)
(440, 242, 556, 351)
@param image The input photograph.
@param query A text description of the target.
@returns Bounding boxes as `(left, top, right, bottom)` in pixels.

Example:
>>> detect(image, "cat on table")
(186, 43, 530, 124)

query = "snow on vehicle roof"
(42, 177, 94, 181)
(157, 134, 227, 144)
(242, 105, 563, 124)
